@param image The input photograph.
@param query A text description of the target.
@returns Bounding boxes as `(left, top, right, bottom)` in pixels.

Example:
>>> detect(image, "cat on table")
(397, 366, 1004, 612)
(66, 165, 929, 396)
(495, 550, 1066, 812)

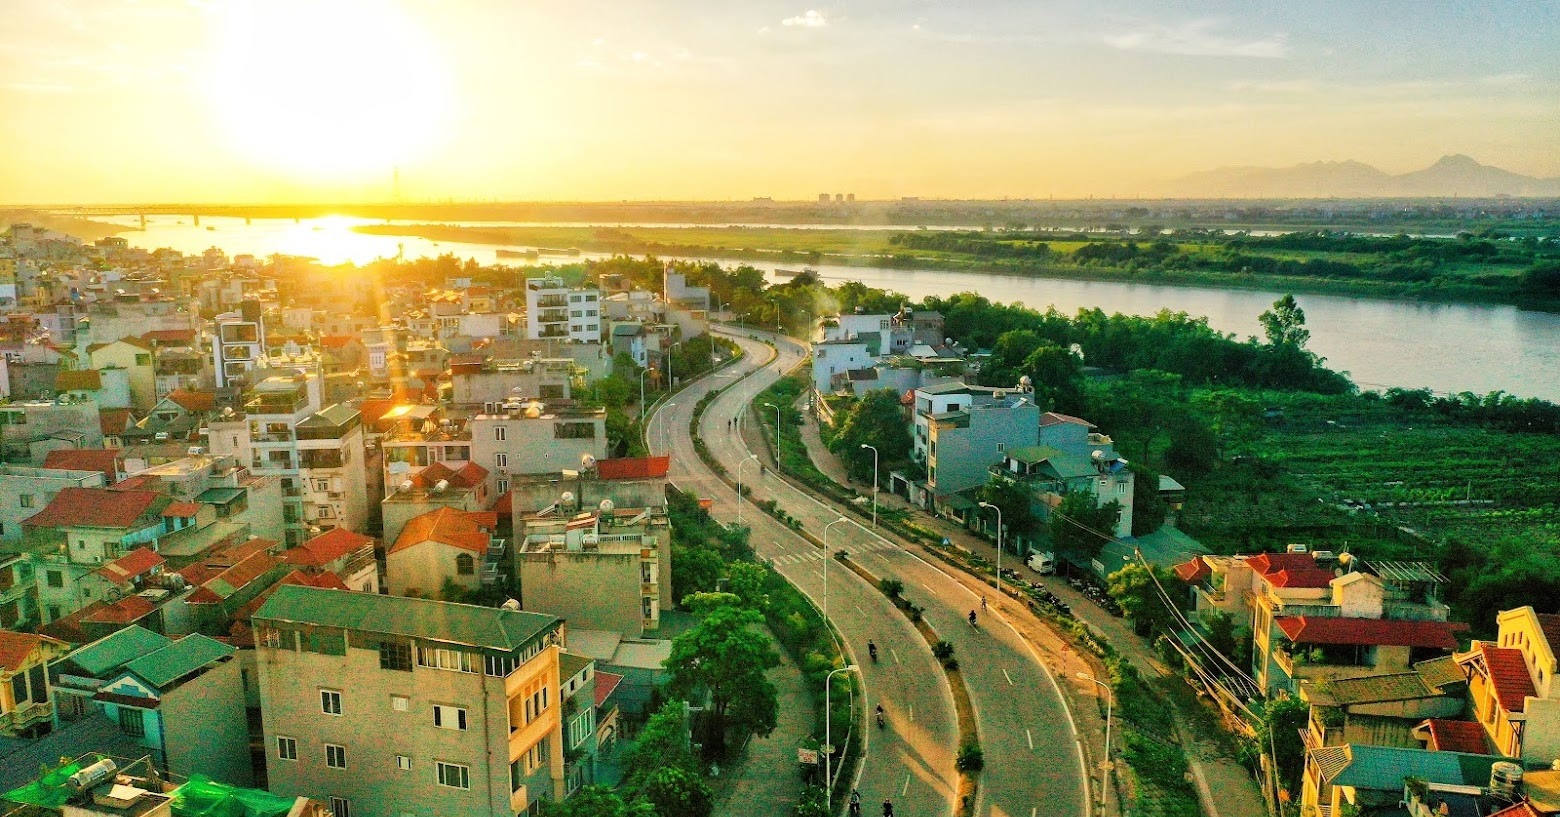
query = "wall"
(162, 656, 254, 785)
(387, 541, 482, 598)
(517, 552, 643, 637)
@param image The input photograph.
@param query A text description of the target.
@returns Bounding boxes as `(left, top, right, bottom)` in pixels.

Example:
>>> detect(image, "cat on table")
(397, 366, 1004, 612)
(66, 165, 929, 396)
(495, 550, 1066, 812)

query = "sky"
(1, 0, 1557, 204)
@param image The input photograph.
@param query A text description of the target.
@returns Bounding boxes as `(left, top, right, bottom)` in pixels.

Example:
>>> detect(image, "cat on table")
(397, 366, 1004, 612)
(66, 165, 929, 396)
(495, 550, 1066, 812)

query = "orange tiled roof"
(141, 329, 197, 344)
(161, 502, 201, 518)
(391, 507, 495, 555)
(25, 487, 158, 529)
(83, 595, 157, 624)
(1266, 568, 1337, 589)
(55, 369, 102, 391)
(284, 528, 374, 567)
(94, 547, 165, 584)
(1174, 556, 1211, 584)
(1538, 613, 1560, 655)
(1246, 552, 1318, 575)
(42, 449, 121, 483)
(1419, 719, 1493, 755)
(166, 389, 216, 413)
(1276, 616, 1461, 649)
(596, 456, 671, 480)
(100, 408, 135, 436)
(0, 631, 67, 672)
(1480, 643, 1538, 712)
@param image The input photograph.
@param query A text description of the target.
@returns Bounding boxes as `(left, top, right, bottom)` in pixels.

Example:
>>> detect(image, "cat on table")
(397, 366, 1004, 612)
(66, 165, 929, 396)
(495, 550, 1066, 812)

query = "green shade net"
(170, 775, 297, 817)
(2, 758, 94, 808)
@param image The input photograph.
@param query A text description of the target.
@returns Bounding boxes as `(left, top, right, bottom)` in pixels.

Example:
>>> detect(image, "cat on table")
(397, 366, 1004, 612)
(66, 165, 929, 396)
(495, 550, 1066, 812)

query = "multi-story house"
(87, 337, 157, 411)
(449, 357, 576, 414)
(0, 463, 106, 546)
(213, 304, 266, 389)
(513, 503, 670, 638)
(296, 405, 368, 536)
(16, 487, 173, 623)
(468, 404, 607, 480)
(386, 507, 502, 598)
(1300, 744, 1503, 817)
(0, 400, 104, 462)
(253, 585, 568, 817)
(0, 630, 69, 737)
(1457, 605, 1560, 763)
(281, 529, 379, 594)
(381, 465, 489, 546)
(1297, 655, 1471, 756)
(0, 552, 40, 628)
(990, 441, 1134, 539)
(906, 382, 1043, 508)
(140, 328, 206, 398)
(525, 276, 601, 344)
(49, 626, 252, 784)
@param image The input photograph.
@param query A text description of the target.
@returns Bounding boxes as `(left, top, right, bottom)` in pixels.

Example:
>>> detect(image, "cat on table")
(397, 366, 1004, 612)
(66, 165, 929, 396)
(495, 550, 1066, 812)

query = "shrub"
(955, 743, 985, 772)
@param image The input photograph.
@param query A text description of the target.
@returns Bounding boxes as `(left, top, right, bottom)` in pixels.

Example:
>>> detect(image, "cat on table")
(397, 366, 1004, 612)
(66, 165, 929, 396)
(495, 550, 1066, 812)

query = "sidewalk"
(711, 627, 814, 817)
(778, 403, 1268, 817)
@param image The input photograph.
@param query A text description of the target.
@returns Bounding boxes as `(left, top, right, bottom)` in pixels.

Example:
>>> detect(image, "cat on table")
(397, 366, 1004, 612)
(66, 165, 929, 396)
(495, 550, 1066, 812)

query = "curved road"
(648, 340, 960, 816)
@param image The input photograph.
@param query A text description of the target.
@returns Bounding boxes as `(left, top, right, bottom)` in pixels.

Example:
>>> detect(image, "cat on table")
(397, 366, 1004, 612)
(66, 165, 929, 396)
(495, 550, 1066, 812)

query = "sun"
(206, 0, 450, 179)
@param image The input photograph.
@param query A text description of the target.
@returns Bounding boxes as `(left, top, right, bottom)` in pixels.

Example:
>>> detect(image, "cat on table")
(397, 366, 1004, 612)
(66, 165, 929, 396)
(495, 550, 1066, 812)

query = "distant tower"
(818, 193, 830, 203)
(846, 193, 855, 203)
(834, 193, 844, 203)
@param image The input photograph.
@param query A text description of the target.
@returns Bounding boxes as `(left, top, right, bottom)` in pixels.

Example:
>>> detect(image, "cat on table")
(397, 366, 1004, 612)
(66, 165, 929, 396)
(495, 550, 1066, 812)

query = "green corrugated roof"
(196, 487, 245, 504)
(1322, 744, 1502, 790)
(67, 626, 173, 677)
(123, 634, 235, 689)
(559, 652, 592, 682)
(2, 757, 94, 808)
(297, 404, 359, 429)
(254, 585, 560, 653)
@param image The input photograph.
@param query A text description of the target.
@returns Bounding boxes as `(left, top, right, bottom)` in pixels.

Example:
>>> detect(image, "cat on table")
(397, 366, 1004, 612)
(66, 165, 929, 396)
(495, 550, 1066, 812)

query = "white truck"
(1026, 551, 1055, 575)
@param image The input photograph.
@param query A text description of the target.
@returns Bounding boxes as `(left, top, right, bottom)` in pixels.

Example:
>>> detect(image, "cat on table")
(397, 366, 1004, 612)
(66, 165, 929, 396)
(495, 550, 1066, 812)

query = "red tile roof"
(596, 456, 671, 480)
(94, 547, 165, 584)
(100, 408, 135, 437)
(1040, 411, 1094, 428)
(1275, 616, 1462, 649)
(452, 462, 489, 487)
(187, 553, 280, 604)
(140, 329, 196, 344)
(42, 448, 121, 483)
(595, 671, 625, 708)
(284, 528, 374, 567)
(357, 399, 398, 425)
(1480, 643, 1538, 712)
(55, 369, 102, 391)
(1246, 552, 1318, 575)
(83, 595, 157, 624)
(1266, 568, 1337, 589)
(0, 631, 67, 672)
(391, 507, 495, 554)
(319, 335, 359, 348)
(25, 487, 159, 529)
(1174, 557, 1211, 584)
(493, 490, 513, 516)
(220, 537, 280, 561)
(178, 563, 223, 586)
(231, 569, 350, 627)
(1419, 719, 1493, 755)
(1487, 802, 1543, 817)
(161, 502, 201, 518)
(166, 389, 216, 413)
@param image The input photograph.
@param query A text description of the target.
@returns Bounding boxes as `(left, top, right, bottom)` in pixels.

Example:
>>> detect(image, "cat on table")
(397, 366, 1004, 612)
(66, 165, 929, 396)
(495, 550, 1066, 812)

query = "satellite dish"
(599, 499, 615, 513)
(580, 453, 596, 469)
(560, 491, 575, 506)
(399, 480, 414, 492)
(1091, 450, 1104, 461)
(501, 599, 521, 611)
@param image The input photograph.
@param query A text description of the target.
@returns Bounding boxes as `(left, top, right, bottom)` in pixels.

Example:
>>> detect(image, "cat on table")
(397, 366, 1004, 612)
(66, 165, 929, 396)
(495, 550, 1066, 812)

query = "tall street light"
(763, 402, 782, 449)
(667, 342, 680, 388)
(1077, 672, 1114, 815)
(823, 517, 849, 626)
(860, 443, 879, 528)
(735, 454, 759, 523)
(824, 664, 859, 806)
(638, 367, 650, 427)
(978, 501, 1003, 596)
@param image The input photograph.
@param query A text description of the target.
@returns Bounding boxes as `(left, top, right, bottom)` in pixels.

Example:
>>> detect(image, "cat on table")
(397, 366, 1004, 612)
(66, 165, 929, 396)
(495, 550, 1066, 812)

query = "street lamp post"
(823, 518, 848, 625)
(763, 401, 782, 445)
(1077, 672, 1114, 814)
(667, 342, 679, 388)
(735, 455, 758, 523)
(978, 501, 1003, 596)
(860, 444, 879, 528)
(824, 664, 859, 806)
(638, 368, 650, 427)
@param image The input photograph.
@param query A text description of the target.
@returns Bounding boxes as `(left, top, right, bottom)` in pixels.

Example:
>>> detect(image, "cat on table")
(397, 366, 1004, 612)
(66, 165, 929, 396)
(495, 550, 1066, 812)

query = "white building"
(525, 276, 601, 344)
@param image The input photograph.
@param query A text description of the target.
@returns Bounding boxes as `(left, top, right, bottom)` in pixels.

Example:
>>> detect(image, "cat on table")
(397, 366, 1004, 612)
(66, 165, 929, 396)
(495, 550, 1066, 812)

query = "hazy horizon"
(3, 0, 1557, 205)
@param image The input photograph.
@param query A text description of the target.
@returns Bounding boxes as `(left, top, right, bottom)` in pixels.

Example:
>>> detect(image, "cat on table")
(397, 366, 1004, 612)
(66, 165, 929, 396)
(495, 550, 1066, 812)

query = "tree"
(540, 786, 654, 817)
(1258, 294, 1310, 350)
(1024, 343, 1088, 415)
(1127, 463, 1166, 536)
(672, 545, 723, 608)
(978, 330, 1046, 387)
(974, 475, 1036, 545)
(639, 765, 713, 817)
(1106, 563, 1182, 637)
(664, 602, 780, 757)
(1049, 491, 1120, 559)
(1257, 696, 1311, 801)
(725, 562, 770, 611)
(828, 388, 913, 484)
(622, 701, 693, 784)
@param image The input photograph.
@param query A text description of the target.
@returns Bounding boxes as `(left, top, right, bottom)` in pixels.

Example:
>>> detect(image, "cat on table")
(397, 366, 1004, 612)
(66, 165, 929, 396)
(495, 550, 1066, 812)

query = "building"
(0, 464, 106, 546)
(212, 304, 266, 389)
(524, 276, 600, 344)
(16, 487, 174, 623)
(281, 529, 379, 594)
(87, 337, 158, 412)
(0, 400, 104, 463)
(990, 442, 1134, 539)
(386, 507, 501, 598)
(1300, 744, 1504, 817)
(448, 357, 576, 413)
(48, 627, 252, 784)
(468, 403, 607, 480)
(1456, 606, 1560, 763)
(252, 586, 568, 817)
(513, 503, 670, 637)
(907, 382, 1042, 505)
(0, 630, 70, 737)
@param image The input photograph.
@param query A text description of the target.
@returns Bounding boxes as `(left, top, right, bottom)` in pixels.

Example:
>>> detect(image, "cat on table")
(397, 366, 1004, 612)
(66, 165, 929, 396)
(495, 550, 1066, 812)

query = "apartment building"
(514, 502, 671, 637)
(449, 357, 575, 412)
(87, 337, 158, 412)
(468, 403, 607, 480)
(990, 441, 1134, 538)
(0, 463, 106, 546)
(253, 586, 567, 817)
(1457, 605, 1560, 763)
(0, 400, 104, 463)
(908, 382, 1042, 505)
(524, 276, 600, 344)
(212, 304, 265, 389)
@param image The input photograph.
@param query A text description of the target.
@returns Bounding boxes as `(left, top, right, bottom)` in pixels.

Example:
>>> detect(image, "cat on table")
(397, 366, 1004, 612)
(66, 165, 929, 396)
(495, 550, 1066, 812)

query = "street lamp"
(823, 517, 848, 625)
(978, 501, 1003, 596)
(735, 455, 759, 523)
(824, 664, 859, 805)
(667, 342, 680, 388)
(860, 444, 879, 528)
(763, 402, 781, 441)
(1077, 672, 1114, 814)
(638, 368, 650, 427)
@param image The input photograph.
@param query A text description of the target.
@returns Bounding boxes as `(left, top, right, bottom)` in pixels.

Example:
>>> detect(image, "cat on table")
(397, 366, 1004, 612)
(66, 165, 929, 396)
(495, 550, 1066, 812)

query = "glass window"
(118, 707, 145, 737)
(277, 737, 298, 761)
(432, 704, 468, 731)
(325, 744, 346, 769)
(436, 762, 470, 790)
(391, 695, 410, 711)
(329, 798, 350, 817)
(456, 554, 475, 575)
(396, 755, 412, 771)
(379, 642, 412, 672)
(321, 689, 342, 715)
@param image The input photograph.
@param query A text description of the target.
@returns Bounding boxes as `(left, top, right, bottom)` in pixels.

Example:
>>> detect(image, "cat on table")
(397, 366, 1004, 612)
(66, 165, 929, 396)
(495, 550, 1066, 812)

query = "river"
(105, 214, 1560, 402)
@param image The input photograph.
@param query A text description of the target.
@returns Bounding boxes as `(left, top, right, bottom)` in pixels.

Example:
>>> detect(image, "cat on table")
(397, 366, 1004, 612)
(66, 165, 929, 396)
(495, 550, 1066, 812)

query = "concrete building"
(524, 276, 600, 344)
(0, 464, 106, 546)
(87, 337, 158, 412)
(449, 357, 575, 413)
(0, 630, 70, 737)
(468, 404, 607, 480)
(13, 487, 174, 624)
(514, 504, 670, 638)
(48, 626, 252, 784)
(908, 382, 1042, 502)
(1457, 605, 1560, 763)
(386, 507, 501, 598)
(809, 338, 875, 395)
(281, 529, 379, 594)
(212, 304, 265, 389)
(0, 400, 104, 463)
(253, 586, 568, 817)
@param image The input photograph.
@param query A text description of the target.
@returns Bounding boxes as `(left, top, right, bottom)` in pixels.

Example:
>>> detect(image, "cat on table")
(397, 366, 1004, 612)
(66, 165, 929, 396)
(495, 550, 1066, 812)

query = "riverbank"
(351, 222, 1560, 311)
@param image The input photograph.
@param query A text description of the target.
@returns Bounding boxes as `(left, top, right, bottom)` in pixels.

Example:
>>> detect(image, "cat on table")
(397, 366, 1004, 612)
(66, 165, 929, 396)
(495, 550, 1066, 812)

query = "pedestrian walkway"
(711, 627, 814, 817)
(780, 398, 1268, 817)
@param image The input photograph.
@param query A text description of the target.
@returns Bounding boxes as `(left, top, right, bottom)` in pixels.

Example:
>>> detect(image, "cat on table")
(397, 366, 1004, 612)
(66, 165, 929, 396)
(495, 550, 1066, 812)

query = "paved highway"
(697, 327, 1091, 817)
(648, 340, 960, 816)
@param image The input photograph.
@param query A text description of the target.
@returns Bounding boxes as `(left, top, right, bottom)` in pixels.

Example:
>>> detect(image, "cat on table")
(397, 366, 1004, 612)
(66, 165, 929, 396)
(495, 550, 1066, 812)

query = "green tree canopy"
(827, 388, 913, 484)
(1049, 490, 1121, 559)
(1023, 343, 1088, 415)
(664, 602, 781, 756)
(974, 475, 1037, 544)
(638, 765, 713, 817)
(1259, 294, 1310, 350)
(1106, 562, 1183, 637)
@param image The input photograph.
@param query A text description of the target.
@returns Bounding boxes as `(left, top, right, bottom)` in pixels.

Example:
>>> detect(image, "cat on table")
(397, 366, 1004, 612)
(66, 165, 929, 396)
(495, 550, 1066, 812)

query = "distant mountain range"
(1160, 154, 1560, 199)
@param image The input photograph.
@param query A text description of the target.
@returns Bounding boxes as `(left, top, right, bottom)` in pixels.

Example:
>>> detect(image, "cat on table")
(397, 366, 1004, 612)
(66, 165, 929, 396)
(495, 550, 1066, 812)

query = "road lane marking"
(890, 649, 901, 665)
(908, 703, 914, 720)
(921, 583, 935, 593)
(1027, 729, 1034, 750)
(902, 775, 911, 797)
(854, 604, 865, 615)
(1003, 669, 1015, 686)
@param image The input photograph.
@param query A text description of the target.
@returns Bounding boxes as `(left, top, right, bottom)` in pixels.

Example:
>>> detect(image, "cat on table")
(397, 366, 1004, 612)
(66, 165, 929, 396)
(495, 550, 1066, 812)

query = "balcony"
(535, 295, 568, 308)
(0, 701, 53, 733)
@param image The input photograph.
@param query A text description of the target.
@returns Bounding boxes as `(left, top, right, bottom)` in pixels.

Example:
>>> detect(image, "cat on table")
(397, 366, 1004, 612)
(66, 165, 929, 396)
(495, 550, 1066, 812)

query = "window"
(325, 744, 346, 769)
(493, 426, 507, 442)
(329, 798, 350, 817)
(315, 479, 330, 492)
(497, 478, 510, 494)
(379, 642, 412, 672)
(437, 762, 470, 790)
(485, 654, 518, 677)
(318, 505, 334, 519)
(19, 493, 35, 509)
(391, 695, 410, 711)
(456, 554, 475, 576)
(570, 310, 582, 318)
(46, 570, 63, 588)
(119, 707, 145, 737)
(996, 443, 1005, 453)
(432, 704, 468, 731)
(277, 737, 298, 761)
(321, 689, 342, 715)
(396, 755, 412, 771)
(494, 453, 508, 469)
(417, 647, 476, 673)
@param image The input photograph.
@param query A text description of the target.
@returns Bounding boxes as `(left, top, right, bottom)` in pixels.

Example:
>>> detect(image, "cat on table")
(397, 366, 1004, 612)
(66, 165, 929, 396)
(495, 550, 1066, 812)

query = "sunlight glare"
(206, 0, 450, 179)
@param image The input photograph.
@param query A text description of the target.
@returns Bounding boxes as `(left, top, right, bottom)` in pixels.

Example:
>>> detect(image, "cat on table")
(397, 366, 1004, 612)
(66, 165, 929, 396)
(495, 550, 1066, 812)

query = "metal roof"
(254, 585, 560, 653)
(1365, 560, 1448, 584)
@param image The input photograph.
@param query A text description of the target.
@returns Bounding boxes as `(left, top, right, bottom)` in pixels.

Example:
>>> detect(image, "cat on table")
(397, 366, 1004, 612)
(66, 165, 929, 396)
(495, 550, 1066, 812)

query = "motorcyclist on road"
(969, 609, 978, 626)
(868, 640, 877, 662)
(883, 800, 894, 817)
(875, 704, 885, 728)
(849, 790, 862, 816)
(981, 595, 987, 611)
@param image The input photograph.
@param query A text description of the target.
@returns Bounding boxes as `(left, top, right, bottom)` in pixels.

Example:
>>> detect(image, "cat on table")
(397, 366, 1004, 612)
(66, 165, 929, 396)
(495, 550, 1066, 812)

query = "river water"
(104, 214, 1560, 401)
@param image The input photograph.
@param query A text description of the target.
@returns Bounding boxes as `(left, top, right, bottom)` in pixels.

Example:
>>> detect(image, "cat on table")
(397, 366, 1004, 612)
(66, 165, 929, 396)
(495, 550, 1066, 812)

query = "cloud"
(782, 9, 827, 28)
(1104, 19, 1288, 58)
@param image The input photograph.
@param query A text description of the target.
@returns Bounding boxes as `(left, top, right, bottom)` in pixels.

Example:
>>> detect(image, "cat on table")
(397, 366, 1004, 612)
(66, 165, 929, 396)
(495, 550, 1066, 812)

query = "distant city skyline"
(2, 0, 1557, 204)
